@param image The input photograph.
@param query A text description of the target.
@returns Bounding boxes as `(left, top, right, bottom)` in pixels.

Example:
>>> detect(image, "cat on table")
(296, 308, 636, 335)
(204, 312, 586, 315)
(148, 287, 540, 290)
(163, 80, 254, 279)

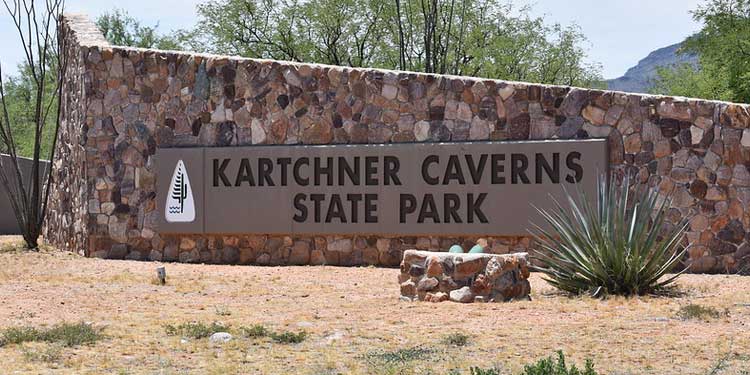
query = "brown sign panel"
(156, 139, 608, 236)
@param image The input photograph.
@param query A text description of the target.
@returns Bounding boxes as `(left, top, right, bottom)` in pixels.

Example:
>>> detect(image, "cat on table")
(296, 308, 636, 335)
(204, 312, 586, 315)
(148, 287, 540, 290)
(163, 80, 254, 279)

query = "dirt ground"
(0, 236, 748, 375)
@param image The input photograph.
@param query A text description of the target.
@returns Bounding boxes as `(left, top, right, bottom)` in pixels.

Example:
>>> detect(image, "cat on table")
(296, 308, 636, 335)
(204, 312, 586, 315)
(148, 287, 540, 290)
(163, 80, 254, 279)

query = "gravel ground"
(0, 236, 748, 374)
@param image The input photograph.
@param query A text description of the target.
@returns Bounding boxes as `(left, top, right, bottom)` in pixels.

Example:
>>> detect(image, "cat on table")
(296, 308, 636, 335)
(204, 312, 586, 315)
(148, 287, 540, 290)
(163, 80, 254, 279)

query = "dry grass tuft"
(677, 304, 728, 321)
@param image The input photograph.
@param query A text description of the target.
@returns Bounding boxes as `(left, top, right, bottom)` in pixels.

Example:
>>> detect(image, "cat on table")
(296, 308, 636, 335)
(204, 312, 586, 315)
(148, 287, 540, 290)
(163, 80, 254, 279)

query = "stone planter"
(399, 250, 531, 303)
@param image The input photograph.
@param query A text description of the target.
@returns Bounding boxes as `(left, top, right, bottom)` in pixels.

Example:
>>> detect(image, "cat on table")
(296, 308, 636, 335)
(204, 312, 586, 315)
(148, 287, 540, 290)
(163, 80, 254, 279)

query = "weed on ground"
(0, 322, 103, 347)
(164, 322, 228, 339)
(677, 304, 728, 320)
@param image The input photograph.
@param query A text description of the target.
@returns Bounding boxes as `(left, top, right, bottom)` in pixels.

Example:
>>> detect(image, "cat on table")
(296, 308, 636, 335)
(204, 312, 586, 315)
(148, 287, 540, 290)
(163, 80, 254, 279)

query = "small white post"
(156, 266, 166, 285)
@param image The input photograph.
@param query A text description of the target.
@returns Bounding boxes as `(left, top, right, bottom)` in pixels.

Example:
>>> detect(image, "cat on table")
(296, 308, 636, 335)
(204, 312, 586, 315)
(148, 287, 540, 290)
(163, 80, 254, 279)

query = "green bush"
(443, 332, 470, 347)
(362, 346, 435, 365)
(519, 351, 597, 375)
(531, 173, 689, 297)
(239, 324, 269, 338)
(21, 343, 63, 363)
(469, 367, 502, 375)
(269, 330, 307, 344)
(164, 322, 228, 339)
(0, 322, 103, 347)
(677, 304, 727, 320)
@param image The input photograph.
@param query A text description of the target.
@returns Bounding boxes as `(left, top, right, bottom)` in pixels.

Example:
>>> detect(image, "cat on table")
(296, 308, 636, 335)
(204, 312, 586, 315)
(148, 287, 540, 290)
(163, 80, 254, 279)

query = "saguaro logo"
(165, 160, 196, 223)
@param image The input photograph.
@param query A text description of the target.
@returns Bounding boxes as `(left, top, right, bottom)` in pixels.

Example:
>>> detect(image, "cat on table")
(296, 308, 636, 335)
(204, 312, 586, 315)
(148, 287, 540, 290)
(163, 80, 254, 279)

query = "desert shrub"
(239, 324, 269, 338)
(214, 305, 231, 316)
(270, 330, 307, 344)
(1, 326, 41, 346)
(21, 343, 63, 363)
(677, 304, 727, 320)
(520, 351, 597, 375)
(0, 322, 103, 347)
(362, 346, 435, 365)
(237, 324, 305, 343)
(0, 239, 28, 252)
(443, 332, 470, 347)
(469, 367, 502, 375)
(164, 322, 228, 339)
(531, 173, 689, 297)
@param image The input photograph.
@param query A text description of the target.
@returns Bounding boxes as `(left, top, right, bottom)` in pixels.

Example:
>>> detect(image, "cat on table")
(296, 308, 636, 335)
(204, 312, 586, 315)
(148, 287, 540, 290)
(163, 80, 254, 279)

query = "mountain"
(606, 42, 698, 94)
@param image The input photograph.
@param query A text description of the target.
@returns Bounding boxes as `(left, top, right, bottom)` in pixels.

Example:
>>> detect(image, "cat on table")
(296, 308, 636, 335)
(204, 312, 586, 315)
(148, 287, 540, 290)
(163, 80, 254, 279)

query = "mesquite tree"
(185, 0, 603, 87)
(0, 0, 65, 249)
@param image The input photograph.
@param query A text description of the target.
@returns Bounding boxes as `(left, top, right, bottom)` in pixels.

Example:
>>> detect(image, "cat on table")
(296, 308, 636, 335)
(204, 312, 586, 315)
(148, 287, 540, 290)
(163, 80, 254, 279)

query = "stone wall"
(399, 250, 531, 303)
(46, 14, 750, 273)
(43, 14, 107, 253)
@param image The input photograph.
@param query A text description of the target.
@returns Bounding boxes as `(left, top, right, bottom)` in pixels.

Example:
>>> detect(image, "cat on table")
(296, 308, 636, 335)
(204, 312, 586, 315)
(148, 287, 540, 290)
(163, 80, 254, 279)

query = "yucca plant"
(530, 173, 690, 297)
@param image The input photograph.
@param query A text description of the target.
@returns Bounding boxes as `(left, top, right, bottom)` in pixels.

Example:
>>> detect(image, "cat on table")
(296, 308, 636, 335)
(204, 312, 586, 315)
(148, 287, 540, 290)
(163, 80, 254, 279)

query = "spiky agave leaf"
(530, 173, 690, 297)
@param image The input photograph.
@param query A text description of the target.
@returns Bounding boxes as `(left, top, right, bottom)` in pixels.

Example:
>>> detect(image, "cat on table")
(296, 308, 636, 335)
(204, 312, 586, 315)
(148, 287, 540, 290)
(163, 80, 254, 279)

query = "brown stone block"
(728, 200, 744, 220)
(362, 247, 379, 265)
(721, 104, 750, 128)
(239, 248, 256, 264)
(310, 249, 326, 265)
(453, 257, 485, 279)
(688, 256, 717, 273)
(323, 250, 340, 265)
(400, 280, 417, 297)
(221, 246, 240, 263)
(289, 241, 311, 265)
(425, 256, 443, 277)
(380, 249, 403, 267)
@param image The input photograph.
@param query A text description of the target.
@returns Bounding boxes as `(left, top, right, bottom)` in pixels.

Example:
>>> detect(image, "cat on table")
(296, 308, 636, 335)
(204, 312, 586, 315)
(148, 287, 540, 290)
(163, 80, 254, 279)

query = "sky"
(0, 0, 704, 79)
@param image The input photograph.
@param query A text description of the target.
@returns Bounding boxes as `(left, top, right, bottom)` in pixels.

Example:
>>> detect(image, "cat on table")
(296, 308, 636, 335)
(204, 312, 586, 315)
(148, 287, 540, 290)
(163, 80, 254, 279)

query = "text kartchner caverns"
(156, 139, 608, 236)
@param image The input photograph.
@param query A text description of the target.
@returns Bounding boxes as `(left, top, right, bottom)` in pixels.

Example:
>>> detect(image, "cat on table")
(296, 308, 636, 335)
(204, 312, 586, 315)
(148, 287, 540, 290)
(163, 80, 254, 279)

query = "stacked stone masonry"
(44, 14, 750, 273)
(399, 250, 531, 303)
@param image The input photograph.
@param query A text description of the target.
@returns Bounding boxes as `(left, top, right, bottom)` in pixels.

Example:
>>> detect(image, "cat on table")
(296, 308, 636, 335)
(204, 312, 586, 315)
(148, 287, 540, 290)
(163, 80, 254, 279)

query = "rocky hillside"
(606, 42, 698, 94)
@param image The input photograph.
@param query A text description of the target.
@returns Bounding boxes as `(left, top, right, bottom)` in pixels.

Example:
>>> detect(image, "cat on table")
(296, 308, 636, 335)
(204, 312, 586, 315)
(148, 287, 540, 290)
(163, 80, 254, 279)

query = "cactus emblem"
(165, 160, 195, 223)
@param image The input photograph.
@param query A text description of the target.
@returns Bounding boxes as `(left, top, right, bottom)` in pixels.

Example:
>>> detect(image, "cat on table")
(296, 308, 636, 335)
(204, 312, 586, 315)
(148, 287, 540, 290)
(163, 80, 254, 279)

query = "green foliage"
(677, 304, 727, 320)
(442, 332, 470, 347)
(652, 0, 750, 103)
(1, 63, 58, 159)
(519, 351, 597, 375)
(466, 352, 597, 375)
(21, 343, 63, 363)
(0, 322, 103, 347)
(238, 324, 305, 343)
(164, 321, 228, 339)
(239, 324, 269, 338)
(469, 367, 502, 375)
(362, 346, 435, 365)
(651, 62, 734, 101)
(183, 0, 603, 87)
(96, 9, 181, 49)
(214, 305, 231, 316)
(531, 173, 689, 297)
(0, 238, 25, 252)
(269, 330, 307, 344)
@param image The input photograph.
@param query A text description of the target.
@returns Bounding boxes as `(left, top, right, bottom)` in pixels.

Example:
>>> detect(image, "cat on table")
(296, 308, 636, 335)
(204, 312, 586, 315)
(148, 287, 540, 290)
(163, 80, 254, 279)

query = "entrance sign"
(156, 139, 608, 236)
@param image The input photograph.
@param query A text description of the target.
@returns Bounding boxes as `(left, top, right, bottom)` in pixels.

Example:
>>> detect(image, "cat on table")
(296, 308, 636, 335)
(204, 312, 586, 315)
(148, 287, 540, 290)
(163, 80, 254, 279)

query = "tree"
(1, 62, 58, 159)
(184, 0, 603, 87)
(651, 62, 733, 101)
(0, 0, 65, 249)
(652, 0, 750, 103)
(96, 9, 181, 49)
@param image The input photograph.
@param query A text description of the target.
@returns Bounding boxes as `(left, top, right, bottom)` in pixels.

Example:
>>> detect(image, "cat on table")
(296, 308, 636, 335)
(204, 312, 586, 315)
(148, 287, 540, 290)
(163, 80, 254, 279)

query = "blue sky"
(0, 0, 703, 79)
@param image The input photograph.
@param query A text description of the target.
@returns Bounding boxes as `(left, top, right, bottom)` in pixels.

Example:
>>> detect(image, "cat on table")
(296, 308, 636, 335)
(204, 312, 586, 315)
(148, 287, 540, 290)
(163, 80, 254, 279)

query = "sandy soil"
(0, 236, 748, 374)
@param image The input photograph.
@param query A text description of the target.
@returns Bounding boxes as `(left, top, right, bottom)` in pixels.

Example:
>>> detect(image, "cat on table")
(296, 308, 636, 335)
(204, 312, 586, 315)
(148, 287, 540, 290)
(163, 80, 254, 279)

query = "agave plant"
(530, 173, 690, 297)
